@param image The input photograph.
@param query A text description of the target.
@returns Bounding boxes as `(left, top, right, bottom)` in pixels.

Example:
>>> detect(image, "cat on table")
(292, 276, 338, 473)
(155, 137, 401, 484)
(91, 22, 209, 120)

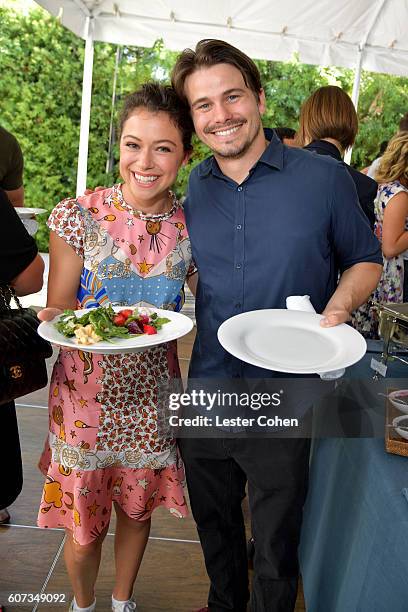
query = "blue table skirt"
(299, 438, 408, 612)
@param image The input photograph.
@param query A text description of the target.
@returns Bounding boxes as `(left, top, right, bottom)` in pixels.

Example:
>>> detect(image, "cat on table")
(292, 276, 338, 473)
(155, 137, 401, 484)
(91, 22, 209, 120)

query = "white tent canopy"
(34, 0, 408, 191)
(35, 0, 408, 76)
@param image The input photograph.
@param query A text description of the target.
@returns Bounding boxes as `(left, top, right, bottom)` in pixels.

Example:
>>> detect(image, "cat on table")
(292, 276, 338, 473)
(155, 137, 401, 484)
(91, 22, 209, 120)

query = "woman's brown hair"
(171, 39, 262, 103)
(118, 82, 193, 152)
(296, 85, 358, 151)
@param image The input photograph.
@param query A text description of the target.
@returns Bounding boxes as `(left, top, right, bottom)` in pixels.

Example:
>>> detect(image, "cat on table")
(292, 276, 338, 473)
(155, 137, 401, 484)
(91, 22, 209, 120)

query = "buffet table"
(299, 436, 408, 611)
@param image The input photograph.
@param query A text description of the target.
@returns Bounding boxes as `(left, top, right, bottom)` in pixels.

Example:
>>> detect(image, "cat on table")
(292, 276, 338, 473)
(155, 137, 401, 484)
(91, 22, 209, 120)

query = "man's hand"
(37, 307, 63, 321)
(320, 308, 351, 327)
(319, 262, 382, 328)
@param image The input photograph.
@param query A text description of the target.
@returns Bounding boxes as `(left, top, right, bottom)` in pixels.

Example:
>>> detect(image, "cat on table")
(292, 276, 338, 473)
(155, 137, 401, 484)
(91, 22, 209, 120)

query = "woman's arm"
(381, 191, 408, 258)
(6, 185, 24, 207)
(37, 231, 83, 321)
(11, 253, 44, 296)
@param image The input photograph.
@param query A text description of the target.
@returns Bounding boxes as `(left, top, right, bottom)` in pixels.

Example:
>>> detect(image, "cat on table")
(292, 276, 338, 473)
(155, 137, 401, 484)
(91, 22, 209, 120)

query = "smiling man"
(171, 40, 382, 612)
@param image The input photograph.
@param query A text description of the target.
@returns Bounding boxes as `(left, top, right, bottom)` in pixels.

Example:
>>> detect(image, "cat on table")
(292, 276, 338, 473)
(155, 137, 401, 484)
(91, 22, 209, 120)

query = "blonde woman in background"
(353, 132, 408, 338)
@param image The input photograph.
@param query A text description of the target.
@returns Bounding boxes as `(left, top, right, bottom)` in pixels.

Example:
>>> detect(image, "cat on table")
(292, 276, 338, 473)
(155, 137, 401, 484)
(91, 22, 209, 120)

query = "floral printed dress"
(38, 185, 194, 544)
(352, 181, 408, 339)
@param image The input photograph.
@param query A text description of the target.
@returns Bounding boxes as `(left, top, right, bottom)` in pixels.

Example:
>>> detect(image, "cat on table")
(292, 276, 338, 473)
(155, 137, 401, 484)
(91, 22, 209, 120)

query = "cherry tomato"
(113, 314, 127, 326)
(119, 309, 133, 318)
(143, 324, 157, 335)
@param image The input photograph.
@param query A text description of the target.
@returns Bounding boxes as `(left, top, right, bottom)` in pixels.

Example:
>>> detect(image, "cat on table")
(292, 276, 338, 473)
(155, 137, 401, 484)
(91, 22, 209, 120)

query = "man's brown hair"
(171, 39, 262, 103)
(296, 85, 358, 151)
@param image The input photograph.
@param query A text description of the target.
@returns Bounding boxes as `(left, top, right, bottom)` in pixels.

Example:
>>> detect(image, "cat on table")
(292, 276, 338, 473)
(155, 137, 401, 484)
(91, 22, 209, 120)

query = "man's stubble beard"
(210, 119, 263, 160)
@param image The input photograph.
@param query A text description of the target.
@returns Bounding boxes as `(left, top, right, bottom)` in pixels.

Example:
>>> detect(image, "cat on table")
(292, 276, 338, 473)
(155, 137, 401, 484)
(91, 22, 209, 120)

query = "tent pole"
(351, 48, 363, 110)
(344, 47, 363, 165)
(344, 0, 388, 165)
(76, 16, 94, 196)
(106, 46, 122, 175)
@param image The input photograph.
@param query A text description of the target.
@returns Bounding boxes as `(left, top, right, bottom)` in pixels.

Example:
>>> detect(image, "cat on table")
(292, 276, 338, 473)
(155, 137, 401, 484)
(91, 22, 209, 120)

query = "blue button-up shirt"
(184, 129, 382, 379)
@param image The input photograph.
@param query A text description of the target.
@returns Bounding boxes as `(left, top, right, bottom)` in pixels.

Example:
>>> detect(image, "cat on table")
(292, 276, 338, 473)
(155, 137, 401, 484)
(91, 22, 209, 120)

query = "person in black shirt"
(273, 126, 296, 146)
(297, 85, 377, 230)
(0, 189, 44, 523)
(0, 126, 24, 207)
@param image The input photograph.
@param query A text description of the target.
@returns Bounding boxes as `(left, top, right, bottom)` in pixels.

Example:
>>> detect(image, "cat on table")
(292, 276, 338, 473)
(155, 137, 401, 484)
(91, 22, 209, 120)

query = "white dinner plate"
(38, 306, 194, 354)
(15, 207, 47, 218)
(217, 309, 367, 374)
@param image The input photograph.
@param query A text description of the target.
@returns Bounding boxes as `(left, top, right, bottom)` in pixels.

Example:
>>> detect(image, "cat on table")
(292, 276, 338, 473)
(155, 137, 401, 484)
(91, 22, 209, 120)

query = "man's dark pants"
(178, 436, 311, 612)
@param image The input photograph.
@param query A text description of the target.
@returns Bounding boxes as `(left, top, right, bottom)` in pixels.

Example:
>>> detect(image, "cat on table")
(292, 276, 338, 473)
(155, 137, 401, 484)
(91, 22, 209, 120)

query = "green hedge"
(1, 6, 407, 251)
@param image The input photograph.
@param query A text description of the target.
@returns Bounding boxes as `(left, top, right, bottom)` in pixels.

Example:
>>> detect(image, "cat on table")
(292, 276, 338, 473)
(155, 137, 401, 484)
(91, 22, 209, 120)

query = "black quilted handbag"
(0, 285, 53, 405)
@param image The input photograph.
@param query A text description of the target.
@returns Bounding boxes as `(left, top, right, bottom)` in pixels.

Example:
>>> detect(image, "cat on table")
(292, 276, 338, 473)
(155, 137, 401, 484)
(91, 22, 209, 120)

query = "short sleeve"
(329, 165, 382, 271)
(0, 189, 37, 283)
(47, 198, 84, 258)
(0, 133, 23, 190)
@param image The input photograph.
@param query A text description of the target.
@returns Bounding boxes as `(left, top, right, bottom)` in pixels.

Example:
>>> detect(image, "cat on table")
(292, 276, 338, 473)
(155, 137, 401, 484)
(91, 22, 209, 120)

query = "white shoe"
(69, 598, 96, 612)
(111, 597, 137, 612)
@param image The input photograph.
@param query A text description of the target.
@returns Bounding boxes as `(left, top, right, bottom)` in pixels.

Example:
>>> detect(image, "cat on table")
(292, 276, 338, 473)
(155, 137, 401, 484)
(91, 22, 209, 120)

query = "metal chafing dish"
(378, 303, 408, 368)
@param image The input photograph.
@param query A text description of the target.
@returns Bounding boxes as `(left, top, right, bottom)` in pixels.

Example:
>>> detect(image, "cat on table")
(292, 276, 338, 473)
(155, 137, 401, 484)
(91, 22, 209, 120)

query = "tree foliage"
(1, 6, 407, 251)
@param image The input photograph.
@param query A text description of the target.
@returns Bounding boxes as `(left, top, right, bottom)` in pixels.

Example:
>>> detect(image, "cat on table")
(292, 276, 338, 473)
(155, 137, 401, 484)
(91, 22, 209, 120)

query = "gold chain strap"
(0, 285, 23, 311)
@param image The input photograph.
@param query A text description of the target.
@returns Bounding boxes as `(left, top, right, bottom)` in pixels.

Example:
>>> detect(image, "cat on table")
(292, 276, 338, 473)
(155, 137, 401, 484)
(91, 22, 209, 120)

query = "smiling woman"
(35, 83, 197, 612)
(119, 109, 188, 212)
(118, 83, 193, 214)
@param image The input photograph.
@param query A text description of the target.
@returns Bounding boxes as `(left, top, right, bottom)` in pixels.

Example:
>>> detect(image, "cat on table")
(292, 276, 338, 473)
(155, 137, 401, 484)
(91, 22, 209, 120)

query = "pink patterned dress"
(38, 185, 194, 544)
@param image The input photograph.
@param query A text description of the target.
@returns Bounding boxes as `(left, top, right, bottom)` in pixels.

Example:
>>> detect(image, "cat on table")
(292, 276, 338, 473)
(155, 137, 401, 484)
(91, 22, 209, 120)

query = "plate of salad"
(37, 305, 194, 354)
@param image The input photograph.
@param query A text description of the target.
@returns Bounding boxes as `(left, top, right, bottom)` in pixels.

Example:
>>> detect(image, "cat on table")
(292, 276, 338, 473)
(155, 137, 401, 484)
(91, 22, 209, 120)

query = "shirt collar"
(258, 128, 284, 170)
(198, 127, 284, 178)
(304, 139, 342, 161)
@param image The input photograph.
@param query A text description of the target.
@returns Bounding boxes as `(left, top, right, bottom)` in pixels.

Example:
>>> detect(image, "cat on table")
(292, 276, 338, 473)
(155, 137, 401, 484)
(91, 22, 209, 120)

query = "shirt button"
(237, 186, 243, 192)
(236, 263, 242, 269)
(236, 224, 242, 230)
(235, 303, 242, 308)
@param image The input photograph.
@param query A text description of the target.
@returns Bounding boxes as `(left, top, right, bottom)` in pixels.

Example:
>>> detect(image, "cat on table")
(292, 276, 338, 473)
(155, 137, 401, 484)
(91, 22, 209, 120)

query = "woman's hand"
(37, 307, 63, 321)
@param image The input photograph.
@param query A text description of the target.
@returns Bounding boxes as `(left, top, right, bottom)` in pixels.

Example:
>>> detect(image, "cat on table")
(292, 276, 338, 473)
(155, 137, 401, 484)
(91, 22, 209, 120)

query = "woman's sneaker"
(111, 597, 137, 611)
(68, 598, 96, 612)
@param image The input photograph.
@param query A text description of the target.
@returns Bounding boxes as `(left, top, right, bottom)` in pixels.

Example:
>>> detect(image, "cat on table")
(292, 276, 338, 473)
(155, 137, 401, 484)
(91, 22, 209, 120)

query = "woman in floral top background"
(353, 131, 408, 338)
(37, 83, 196, 612)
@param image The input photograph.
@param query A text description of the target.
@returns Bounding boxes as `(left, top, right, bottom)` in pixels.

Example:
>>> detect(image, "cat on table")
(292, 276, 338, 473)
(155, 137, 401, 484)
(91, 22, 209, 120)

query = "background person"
(363, 111, 408, 178)
(399, 111, 408, 133)
(353, 132, 408, 337)
(297, 85, 377, 229)
(0, 189, 44, 524)
(0, 125, 24, 207)
(273, 126, 297, 146)
(37, 83, 195, 612)
(363, 139, 389, 178)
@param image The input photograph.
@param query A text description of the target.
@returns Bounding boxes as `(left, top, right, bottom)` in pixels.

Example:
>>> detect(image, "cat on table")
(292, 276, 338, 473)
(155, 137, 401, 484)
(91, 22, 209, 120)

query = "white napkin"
(285, 295, 345, 380)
